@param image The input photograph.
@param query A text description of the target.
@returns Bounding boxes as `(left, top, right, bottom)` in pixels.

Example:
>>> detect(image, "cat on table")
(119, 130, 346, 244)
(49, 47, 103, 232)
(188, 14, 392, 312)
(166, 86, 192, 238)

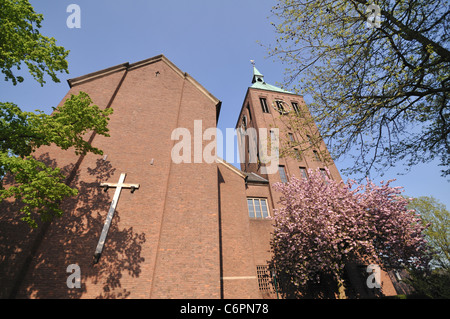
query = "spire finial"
(250, 59, 255, 66)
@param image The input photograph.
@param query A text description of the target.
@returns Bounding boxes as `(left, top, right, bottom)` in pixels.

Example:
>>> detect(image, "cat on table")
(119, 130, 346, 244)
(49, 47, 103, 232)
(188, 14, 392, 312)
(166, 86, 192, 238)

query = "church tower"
(225, 64, 399, 298)
(216, 65, 347, 299)
(235, 65, 342, 204)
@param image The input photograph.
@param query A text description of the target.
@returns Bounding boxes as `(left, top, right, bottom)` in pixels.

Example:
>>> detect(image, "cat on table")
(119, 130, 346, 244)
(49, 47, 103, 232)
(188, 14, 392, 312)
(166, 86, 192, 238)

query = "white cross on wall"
(93, 173, 139, 264)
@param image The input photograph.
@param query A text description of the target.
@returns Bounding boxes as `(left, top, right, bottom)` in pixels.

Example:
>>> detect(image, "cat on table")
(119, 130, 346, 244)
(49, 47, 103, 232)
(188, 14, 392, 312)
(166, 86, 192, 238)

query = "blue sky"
(1, 0, 449, 208)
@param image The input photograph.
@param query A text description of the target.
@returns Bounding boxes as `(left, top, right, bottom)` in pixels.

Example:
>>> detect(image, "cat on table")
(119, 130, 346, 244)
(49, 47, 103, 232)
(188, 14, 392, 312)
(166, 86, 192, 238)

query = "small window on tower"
(260, 98, 269, 113)
(247, 104, 252, 121)
(299, 167, 308, 180)
(313, 150, 321, 162)
(291, 102, 300, 115)
(278, 165, 288, 183)
(294, 148, 302, 160)
(319, 168, 329, 184)
(288, 133, 295, 142)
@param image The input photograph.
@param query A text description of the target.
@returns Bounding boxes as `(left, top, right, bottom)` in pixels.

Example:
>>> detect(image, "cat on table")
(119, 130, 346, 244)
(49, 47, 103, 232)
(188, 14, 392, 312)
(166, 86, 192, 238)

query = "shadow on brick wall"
(0, 153, 146, 299)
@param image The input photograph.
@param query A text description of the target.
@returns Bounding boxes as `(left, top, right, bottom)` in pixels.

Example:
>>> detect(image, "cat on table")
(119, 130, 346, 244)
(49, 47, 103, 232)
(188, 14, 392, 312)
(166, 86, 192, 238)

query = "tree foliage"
(0, 0, 113, 227)
(269, 169, 430, 297)
(405, 196, 450, 298)
(0, 94, 113, 228)
(406, 268, 450, 298)
(408, 196, 450, 270)
(268, 0, 450, 177)
(0, 0, 69, 85)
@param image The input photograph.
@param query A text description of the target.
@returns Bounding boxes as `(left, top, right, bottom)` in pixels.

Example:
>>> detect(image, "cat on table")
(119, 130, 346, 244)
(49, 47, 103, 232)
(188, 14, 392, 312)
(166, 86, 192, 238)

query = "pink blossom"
(269, 169, 431, 290)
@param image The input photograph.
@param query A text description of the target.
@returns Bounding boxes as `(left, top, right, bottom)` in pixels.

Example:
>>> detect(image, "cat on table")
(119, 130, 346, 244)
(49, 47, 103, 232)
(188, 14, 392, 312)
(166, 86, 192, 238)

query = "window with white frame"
(247, 198, 269, 218)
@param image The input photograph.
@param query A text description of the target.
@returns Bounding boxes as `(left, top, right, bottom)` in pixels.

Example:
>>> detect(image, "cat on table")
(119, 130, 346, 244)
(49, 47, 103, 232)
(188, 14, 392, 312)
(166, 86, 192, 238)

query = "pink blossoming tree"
(270, 169, 431, 298)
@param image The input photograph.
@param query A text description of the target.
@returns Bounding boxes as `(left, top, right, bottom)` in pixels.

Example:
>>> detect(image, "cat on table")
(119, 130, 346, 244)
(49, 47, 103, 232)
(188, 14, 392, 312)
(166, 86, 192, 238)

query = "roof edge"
(248, 85, 298, 96)
(246, 172, 269, 184)
(67, 62, 129, 88)
(235, 88, 251, 129)
(216, 157, 246, 179)
(67, 54, 221, 112)
(216, 158, 269, 184)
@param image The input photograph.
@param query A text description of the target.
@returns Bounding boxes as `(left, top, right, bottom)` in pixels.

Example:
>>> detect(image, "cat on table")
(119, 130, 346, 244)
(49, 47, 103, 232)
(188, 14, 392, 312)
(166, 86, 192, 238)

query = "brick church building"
(0, 55, 402, 298)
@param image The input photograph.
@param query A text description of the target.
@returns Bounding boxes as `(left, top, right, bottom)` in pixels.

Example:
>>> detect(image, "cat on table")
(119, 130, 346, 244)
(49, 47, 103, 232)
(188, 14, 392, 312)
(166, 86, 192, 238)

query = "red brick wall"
(217, 164, 261, 299)
(0, 66, 128, 299)
(245, 183, 274, 267)
(0, 56, 221, 299)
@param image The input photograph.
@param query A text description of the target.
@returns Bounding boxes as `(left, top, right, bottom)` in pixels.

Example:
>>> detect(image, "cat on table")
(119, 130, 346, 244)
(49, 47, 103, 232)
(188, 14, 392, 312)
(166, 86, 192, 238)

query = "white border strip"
(222, 276, 257, 280)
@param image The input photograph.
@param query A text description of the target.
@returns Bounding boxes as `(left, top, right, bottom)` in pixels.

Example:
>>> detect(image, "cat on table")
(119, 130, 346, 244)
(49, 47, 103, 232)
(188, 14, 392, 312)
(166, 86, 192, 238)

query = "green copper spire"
(252, 65, 264, 84)
(249, 61, 293, 94)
